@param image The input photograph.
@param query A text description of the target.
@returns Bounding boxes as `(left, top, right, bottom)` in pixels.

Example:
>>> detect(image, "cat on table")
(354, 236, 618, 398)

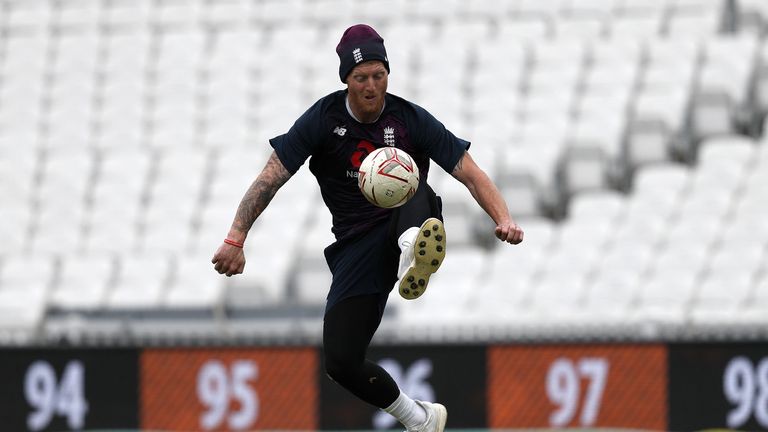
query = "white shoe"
(407, 401, 447, 432)
(397, 218, 446, 300)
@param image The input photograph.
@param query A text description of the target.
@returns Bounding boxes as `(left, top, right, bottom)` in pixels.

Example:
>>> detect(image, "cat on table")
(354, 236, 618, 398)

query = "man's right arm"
(212, 150, 292, 276)
(228, 150, 292, 242)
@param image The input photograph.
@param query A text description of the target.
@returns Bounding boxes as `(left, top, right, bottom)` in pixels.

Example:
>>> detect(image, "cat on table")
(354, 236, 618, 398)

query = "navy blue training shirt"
(270, 90, 470, 240)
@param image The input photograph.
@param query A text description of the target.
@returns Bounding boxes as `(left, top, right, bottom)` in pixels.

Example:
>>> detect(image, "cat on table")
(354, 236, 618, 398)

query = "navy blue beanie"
(336, 24, 390, 83)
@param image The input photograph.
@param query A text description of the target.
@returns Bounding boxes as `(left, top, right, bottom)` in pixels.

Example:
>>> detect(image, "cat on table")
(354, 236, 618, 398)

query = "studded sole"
(398, 217, 446, 300)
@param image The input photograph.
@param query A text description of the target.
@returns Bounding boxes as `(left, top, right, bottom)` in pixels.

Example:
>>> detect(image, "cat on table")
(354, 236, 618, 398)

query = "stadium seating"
(0, 0, 766, 344)
(0, 255, 55, 343)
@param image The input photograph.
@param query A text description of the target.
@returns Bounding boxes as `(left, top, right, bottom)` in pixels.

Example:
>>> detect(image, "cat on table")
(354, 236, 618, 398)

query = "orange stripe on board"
(140, 348, 317, 431)
(488, 344, 667, 430)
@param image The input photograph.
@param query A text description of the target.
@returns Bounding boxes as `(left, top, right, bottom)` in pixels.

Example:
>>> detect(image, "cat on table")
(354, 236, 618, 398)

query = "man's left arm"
(451, 151, 524, 244)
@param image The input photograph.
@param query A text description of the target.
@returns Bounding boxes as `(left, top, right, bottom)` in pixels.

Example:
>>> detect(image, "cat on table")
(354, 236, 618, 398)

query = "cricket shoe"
(397, 217, 446, 300)
(407, 401, 447, 432)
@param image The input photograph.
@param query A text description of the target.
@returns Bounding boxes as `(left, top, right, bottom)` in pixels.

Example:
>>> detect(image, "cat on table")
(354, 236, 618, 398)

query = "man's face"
(346, 61, 388, 123)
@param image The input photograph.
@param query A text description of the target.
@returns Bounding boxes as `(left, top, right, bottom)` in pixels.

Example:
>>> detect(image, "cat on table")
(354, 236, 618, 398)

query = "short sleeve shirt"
(270, 90, 470, 240)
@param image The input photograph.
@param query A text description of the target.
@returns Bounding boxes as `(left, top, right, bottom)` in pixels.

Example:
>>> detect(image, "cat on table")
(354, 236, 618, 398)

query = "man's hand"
(495, 222, 524, 245)
(210, 151, 292, 277)
(211, 243, 246, 277)
(451, 152, 524, 246)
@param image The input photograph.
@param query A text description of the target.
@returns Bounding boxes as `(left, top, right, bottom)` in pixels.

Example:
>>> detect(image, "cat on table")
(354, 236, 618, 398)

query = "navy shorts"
(322, 183, 442, 314)
(323, 222, 398, 313)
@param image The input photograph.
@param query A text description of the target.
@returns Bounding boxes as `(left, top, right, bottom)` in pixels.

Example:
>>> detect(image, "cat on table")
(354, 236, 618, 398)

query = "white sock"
(396, 227, 420, 280)
(398, 227, 420, 251)
(383, 391, 427, 429)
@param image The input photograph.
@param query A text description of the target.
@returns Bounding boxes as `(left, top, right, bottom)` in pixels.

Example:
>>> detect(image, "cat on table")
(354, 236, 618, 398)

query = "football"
(358, 147, 420, 208)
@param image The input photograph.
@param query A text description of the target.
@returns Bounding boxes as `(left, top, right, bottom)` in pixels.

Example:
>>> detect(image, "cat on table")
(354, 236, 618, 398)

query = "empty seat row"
(2, 0, 766, 343)
(0, 0, 733, 30)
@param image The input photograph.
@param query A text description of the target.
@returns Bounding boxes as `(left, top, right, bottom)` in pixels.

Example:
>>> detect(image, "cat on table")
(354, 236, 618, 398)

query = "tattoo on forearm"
(233, 152, 291, 232)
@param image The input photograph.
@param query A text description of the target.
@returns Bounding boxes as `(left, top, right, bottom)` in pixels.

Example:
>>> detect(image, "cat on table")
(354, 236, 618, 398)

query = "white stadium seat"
(634, 268, 699, 325)
(486, 233, 546, 304)
(582, 265, 644, 323)
(0, 255, 56, 299)
(568, 190, 627, 222)
(50, 255, 115, 311)
(736, 274, 768, 324)
(689, 272, 754, 324)
(666, 6, 723, 38)
(105, 254, 172, 310)
(610, 11, 664, 38)
(0, 147, 38, 204)
(497, 17, 551, 41)
(164, 254, 226, 310)
(554, 16, 607, 40)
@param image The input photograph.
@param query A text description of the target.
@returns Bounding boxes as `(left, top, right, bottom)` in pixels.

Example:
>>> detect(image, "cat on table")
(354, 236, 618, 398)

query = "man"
(212, 24, 523, 432)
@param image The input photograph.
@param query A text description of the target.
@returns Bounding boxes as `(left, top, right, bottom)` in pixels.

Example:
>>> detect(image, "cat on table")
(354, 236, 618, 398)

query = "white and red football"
(357, 147, 420, 208)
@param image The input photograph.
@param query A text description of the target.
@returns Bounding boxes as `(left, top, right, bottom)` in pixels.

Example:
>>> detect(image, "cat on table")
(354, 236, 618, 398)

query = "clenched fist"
(211, 242, 246, 277)
(495, 222, 524, 245)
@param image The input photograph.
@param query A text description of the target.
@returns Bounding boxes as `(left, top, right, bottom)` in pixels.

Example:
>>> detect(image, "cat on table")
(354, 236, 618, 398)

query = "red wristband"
(224, 238, 244, 248)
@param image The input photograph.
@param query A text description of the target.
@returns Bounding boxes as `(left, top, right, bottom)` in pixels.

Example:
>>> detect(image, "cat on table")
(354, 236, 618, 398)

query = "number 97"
(546, 357, 609, 427)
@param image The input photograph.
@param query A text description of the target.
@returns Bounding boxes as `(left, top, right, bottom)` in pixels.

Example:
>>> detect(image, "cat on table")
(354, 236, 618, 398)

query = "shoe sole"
(398, 218, 446, 300)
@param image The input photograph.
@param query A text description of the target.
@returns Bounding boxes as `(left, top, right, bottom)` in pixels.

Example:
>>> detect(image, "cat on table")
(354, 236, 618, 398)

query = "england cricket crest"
(384, 126, 395, 147)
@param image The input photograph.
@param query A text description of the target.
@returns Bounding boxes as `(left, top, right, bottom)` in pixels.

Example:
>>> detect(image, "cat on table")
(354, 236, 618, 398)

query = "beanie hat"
(336, 24, 389, 83)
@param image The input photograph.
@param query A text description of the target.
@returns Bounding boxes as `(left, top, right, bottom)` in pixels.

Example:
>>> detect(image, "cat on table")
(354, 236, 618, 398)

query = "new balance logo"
(353, 48, 363, 63)
(333, 126, 347, 136)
